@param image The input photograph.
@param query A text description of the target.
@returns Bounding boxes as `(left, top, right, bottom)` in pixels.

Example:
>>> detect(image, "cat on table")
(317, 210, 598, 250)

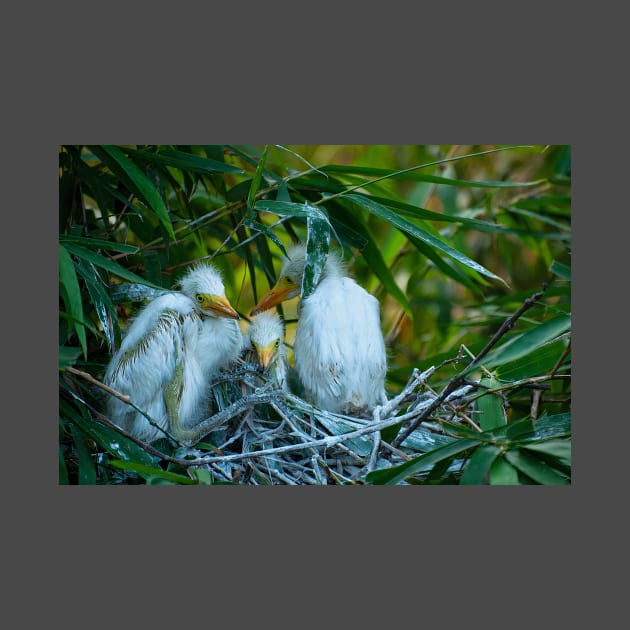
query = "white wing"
(104, 294, 191, 441)
(295, 276, 386, 413)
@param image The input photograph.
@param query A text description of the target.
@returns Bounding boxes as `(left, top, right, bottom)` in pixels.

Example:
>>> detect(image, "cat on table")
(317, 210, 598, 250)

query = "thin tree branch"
(392, 284, 549, 448)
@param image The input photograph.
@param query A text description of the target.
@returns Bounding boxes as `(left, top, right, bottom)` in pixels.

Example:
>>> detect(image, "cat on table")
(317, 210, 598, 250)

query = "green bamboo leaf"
(512, 194, 571, 214)
(59, 244, 88, 359)
(496, 338, 568, 381)
(71, 424, 97, 484)
(109, 283, 168, 303)
(255, 199, 343, 253)
(244, 218, 288, 255)
(255, 199, 331, 225)
(551, 260, 571, 280)
(302, 217, 331, 299)
(504, 449, 569, 485)
(481, 314, 571, 371)
(322, 164, 546, 189)
(532, 413, 571, 440)
(332, 206, 412, 316)
(75, 257, 119, 351)
(443, 417, 535, 443)
(503, 205, 571, 232)
(476, 376, 507, 430)
(396, 427, 456, 451)
(59, 446, 69, 484)
(100, 145, 176, 241)
(60, 397, 157, 466)
(131, 147, 244, 174)
(248, 144, 269, 208)
(341, 194, 508, 287)
(59, 346, 82, 369)
(109, 460, 197, 484)
(61, 242, 164, 289)
(521, 439, 571, 463)
(316, 416, 372, 456)
(407, 235, 485, 294)
(372, 195, 566, 240)
(192, 468, 215, 485)
(366, 438, 477, 485)
(460, 444, 502, 484)
(59, 234, 139, 254)
(225, 145, 284, 184)
(441, 421, 490, 441)
(489, 456, 520, 485)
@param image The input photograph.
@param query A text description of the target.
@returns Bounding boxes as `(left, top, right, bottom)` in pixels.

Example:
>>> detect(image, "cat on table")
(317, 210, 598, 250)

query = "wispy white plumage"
(241, 311, 288, 390)
(104, 263, 243, 444)
(251, 244, 387, 415)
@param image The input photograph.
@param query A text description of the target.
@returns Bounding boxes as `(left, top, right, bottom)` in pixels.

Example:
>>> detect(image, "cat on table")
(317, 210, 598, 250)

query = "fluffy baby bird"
(103, 263, 243, 445)
(251, 244, 387, 416)
(241, 311, 288, 391)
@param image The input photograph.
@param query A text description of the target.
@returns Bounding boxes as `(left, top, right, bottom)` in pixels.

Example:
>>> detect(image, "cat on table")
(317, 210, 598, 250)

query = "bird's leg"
(164, 361, 186, 445)
(164, 361, 224, 447)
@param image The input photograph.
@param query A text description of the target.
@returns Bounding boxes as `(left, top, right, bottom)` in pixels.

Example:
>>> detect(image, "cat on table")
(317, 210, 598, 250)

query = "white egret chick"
(251, 244, 387, 416)
(104, 263, 243, 445)
(241, 311, 289, 391)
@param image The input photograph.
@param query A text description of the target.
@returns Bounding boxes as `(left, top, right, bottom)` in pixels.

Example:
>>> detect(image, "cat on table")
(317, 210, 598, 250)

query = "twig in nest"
(392, 284, 549, 448)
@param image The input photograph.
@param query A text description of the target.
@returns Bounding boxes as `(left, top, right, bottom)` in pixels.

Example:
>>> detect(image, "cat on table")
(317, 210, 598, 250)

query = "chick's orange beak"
(204, 295, 240, 319)
(250, 282, 295, 316)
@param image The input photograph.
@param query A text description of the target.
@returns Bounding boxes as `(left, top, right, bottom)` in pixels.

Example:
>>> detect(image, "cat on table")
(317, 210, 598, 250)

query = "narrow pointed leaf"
(342, 194, 508, 286)
(489, 456, 520, 485)
(521, 439, 571, 463)
(109, 283, 168, 303)
(109, 460, 197, 484)
(551, 260, 571, 280)
(75, 257, 119, 351)
(496, 338, 568, 381)
(100, 145, 176, 240)
(254, 199, 330, 223)
(59, 346, 82, 368)
(533, 413, 571, 440)
(60, 397, 157, 466)
(71, 424, 97, 484)
(504, 449, 569, 485)
(59, 244, 88, 359)
(59, 447, 69, 484)
(460, 444, 502, 484)
(248, 144, 269, 208)
(476, 376, 507, 430)
(130, 147, 244, 174)
(61, 242, 164, 289)
(59, 234, 139, 254)
(334, 207, 412, 316)
(481, 314, 571, 371)
(302, 217, 331, 299)
(366, 438, 477, 485)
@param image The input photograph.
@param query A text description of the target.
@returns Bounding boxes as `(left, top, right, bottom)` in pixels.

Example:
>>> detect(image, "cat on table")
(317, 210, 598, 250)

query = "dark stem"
(391, 284, 548, 448)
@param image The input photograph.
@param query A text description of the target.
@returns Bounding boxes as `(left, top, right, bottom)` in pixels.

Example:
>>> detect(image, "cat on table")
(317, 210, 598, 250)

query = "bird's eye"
(196, 295, 204, 303)
(275, 340, 280, 348)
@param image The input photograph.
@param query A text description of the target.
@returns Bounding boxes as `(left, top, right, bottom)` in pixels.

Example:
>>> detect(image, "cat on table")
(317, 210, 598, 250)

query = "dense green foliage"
(59, 144, 571, 485)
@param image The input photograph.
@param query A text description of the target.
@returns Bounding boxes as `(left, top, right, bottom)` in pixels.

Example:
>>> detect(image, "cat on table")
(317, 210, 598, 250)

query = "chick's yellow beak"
(257, 345, 275, 370)
(201, 294, 240, 319)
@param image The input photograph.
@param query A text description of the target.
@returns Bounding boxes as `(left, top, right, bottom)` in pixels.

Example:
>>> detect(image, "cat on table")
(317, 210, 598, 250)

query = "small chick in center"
(241, 311, 289, 391)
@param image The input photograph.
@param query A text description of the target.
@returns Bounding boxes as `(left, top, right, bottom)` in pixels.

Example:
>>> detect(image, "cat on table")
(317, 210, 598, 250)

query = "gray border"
(9, 4, 605, 625)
